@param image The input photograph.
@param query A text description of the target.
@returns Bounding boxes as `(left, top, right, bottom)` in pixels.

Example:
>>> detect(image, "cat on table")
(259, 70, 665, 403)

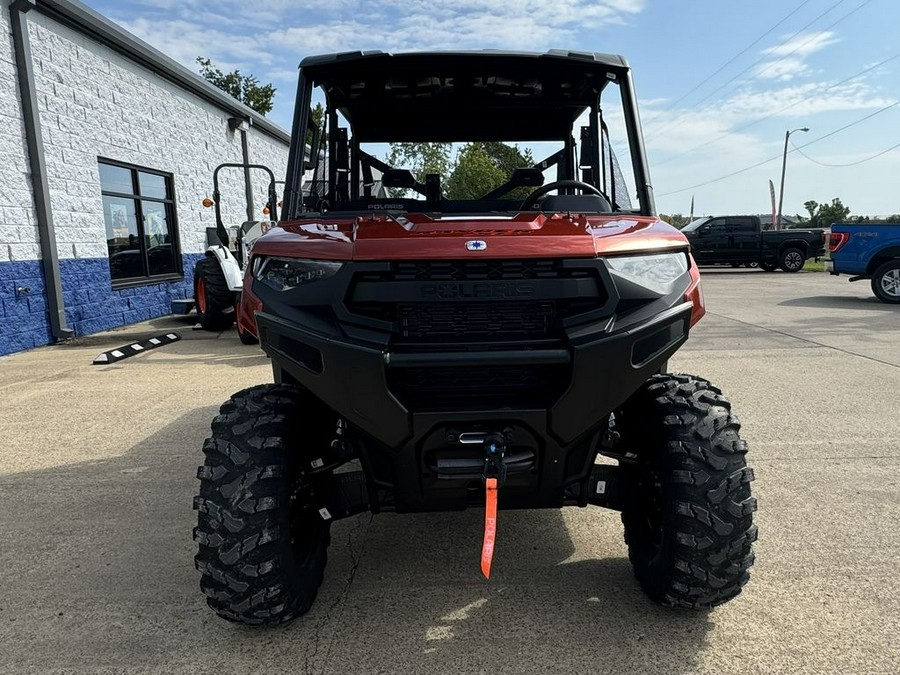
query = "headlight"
(255, 257, 343, 291)
(606, 252, 689, 294)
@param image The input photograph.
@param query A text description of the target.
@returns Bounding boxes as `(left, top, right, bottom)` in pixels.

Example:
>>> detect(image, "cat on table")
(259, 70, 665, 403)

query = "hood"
(251, 212, 689, 261)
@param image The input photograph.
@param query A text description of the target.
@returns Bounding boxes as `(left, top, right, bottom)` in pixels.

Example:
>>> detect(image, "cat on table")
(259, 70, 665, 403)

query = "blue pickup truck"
(827, 223, 900, 303)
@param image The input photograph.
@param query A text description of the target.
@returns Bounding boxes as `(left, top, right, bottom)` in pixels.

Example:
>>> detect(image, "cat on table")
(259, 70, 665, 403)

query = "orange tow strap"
(481, 477, 499, 579)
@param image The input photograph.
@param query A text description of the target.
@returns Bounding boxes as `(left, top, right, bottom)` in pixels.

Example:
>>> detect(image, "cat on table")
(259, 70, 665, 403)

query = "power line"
(656, 0, 814, 114)
(651, 0, 849, 137)
(790, 137, 900, 166)
(656, 100, 900, 197)
(754, 0, 874, 80)
(650, 0, 865, 139)
(653, 53, 900, 167)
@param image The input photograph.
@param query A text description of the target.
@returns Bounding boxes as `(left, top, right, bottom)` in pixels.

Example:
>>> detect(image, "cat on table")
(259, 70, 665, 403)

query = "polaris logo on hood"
(420, 283, 536, 300)
(466, 240, 487, 251)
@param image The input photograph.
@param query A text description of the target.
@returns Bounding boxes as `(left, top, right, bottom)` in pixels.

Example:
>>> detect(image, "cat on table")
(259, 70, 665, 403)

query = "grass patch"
(804, 259, 825, 272)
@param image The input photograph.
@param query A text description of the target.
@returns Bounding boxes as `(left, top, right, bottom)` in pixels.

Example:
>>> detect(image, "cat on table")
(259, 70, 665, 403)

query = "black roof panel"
(299, 51, 630, 142)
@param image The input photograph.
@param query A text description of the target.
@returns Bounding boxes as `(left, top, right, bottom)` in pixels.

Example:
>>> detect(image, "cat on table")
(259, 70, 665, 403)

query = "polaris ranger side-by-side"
(194, 51, 757, 625)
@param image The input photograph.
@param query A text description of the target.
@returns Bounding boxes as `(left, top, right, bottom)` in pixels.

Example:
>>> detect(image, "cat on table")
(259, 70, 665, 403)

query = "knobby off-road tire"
(194, 384, 334, 625)
(779, 247, 805, 273)
(871, 260, 900, 304)
(193, 258, 235, 330)
(618, 374, 757, 609)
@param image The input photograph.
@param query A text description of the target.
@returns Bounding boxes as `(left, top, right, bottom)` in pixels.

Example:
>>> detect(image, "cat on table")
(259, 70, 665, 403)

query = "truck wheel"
(779, 247, 805, 273)
(760, 261, 778, 272)
(871, 260, 900, 304)
(617, 374, 757, 609)
(194, 384, 333, 625)
(194, 258, 235, 330)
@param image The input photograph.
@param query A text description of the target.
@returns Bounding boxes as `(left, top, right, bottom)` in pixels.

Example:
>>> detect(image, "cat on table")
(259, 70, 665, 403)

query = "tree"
(384, 141, 534, 200)
(445, 144, 507, 200)
(660, 213, 689, 229)
(446, 142, 535, 200)
(817, 198, 851, 226)
(384, 143, 453, 197)
(803, 200, 819, 221)
(197, 57, 276, 116)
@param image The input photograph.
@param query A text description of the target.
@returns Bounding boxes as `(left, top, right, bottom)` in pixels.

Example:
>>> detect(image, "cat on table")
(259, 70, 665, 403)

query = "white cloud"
(643, 78, 892, 159)
(763, 31, 839, 58)
(754, 31, 839, 82)
(754, 57, 809, 81)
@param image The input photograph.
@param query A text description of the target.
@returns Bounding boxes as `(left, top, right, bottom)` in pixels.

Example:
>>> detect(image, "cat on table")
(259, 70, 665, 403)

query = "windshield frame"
(282, 53, 656, 220)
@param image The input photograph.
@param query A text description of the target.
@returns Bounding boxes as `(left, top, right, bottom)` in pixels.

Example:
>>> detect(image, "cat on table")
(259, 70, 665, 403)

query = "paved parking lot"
(1, 269, 898, 675)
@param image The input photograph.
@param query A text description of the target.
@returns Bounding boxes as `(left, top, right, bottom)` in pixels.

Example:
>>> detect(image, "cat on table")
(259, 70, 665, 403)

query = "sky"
(83, 0, 900, 219)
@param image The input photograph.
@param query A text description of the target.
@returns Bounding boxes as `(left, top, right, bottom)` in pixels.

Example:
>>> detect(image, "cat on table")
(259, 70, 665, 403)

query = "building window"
(99, 159, 182, 286)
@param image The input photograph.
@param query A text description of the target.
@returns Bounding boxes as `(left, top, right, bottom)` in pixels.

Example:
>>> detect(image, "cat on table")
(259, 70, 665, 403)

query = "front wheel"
(871, 260, 900, 304)
(779, 247, 805, 273)
(617, 374, 757, 608)
(194, 384, 335, 624)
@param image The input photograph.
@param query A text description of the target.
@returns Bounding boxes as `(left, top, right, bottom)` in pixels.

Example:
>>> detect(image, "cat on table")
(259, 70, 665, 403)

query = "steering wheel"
(519, 180, 604, 211)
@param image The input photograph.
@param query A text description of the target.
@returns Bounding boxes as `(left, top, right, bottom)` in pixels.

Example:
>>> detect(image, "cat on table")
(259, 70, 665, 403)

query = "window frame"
(99, 158, 183, 289)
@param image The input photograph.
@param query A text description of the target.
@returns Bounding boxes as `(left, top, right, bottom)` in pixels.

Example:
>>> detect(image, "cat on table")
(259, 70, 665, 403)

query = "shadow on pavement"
(0, 407, 713, 675)
(778, 295, 887, 310)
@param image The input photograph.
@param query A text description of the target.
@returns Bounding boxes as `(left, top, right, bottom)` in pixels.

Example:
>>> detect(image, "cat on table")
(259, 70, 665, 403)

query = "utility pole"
(777, 127, 808, 230)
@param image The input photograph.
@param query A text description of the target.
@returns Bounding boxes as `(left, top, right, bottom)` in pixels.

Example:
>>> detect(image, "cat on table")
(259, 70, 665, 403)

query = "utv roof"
(298, 50, 631, 142)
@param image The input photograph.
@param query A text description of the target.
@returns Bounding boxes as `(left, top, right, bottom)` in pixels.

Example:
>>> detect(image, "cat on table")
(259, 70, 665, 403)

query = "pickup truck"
(827, 222, 900, 303)
(681, 215, 825, 272)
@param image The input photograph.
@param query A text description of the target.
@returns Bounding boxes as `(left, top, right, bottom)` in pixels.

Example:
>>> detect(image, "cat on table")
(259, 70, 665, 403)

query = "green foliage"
(197, 57, 276, 116)
(384, 141, 534, 200)
(384, 143, 453, 198)
(445, 144, 506, 200)
(660, 213, 690, 229)
(801, 197, 851, 228)
(307, 103, 326, 149)
(803, 200, 818, 221)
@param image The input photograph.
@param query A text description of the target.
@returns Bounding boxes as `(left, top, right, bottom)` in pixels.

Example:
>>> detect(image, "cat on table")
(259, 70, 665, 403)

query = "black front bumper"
(254, 257, 694, 512)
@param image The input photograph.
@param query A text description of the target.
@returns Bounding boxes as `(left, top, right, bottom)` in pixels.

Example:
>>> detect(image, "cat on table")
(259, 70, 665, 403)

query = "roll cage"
(281, 50, 656, 218)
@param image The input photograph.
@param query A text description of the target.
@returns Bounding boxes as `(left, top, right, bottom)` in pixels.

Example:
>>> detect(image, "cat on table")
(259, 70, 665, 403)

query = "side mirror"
(699, 224, 711, 234)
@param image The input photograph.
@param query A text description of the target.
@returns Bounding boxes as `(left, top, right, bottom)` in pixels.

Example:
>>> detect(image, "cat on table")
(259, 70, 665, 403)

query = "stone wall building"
(1, 0, 290, 356)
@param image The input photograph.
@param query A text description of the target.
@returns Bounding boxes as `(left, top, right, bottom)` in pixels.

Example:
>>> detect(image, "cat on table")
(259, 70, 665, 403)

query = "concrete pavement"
(0, 269, 898, 674)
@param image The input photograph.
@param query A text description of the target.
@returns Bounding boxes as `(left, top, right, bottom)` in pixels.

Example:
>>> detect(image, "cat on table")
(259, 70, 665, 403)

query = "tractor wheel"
(779, 247, 805, 273)
(194, 384, 335, 625)
(760, 261, 778, 272)
(617, 374, 757, 609)
(194, 258, 235, 330)
(871, 260, 900, 304)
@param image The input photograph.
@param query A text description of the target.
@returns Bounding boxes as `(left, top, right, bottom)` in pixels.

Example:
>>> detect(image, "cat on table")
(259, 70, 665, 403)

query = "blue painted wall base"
(0, 254, 204, 357)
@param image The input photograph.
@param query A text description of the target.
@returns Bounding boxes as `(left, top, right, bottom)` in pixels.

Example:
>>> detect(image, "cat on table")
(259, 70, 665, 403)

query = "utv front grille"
(398, 301, 555, 340)
(347, 259, 606, 343)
